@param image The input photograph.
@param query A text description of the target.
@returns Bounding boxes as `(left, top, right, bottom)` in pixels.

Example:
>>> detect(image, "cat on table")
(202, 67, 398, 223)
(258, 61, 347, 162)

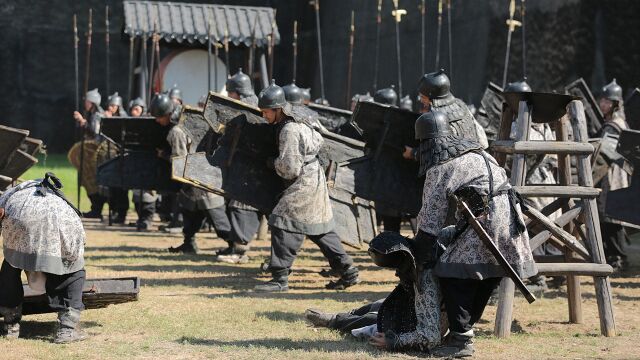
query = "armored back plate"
(97, 151, 179, 191)
(100, 117, 167, 151)
(565, 78, 604, 137)
(624, 88, 640, 131)
(477, 82, 504, 142)
(0, 125, 30, 169)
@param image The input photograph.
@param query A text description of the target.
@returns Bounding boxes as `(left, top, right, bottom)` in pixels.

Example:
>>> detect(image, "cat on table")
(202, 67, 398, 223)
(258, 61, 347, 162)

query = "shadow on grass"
(201, 290, 390, 302)
(18, 320, 102, 341)
(256, 311, 304, 323)
(175, 336, 381, 354)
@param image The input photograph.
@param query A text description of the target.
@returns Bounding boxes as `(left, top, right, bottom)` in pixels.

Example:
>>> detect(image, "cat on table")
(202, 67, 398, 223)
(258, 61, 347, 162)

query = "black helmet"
(418, 69, 451, 99)
(169, 86, 182, 102)
(150, 93, 175, 117)
(368, 231, 415, 270)
(601, 78, 623, 102)
(226, 68, 253, 96)
(301, 88, 311, 103)
(399, 95, 413, 111)
(374, 85, 398, 106)
(415, 110, 451, 140)
(504, 78, 532, 93)
(258, 80, 287, 109)
(282, 82, 304, 105)
(128, 97, 146, 112)
(107, 92, 123, 107)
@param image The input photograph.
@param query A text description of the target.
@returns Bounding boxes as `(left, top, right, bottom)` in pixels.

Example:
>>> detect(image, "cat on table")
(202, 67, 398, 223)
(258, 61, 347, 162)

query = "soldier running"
(253, 81, 359, 292)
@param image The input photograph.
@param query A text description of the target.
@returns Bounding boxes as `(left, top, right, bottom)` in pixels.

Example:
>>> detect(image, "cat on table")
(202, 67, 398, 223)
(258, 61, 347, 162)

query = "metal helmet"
(107, 92, 123, 107)
(504, 78, 532, 93)
(415, 110, 451, 140)
(169, 85, 182, 102)
(282, 82, 304, 105)
(352, 92, 374, 103)
(149, 93, 175, 117)
(226, 68, 253, 96)
(85, 88, 101, 106)
(374, 85, 398, 106)
(301, 88, 311, 103)
(258, 80, 287, 109)
(314, 98, 330, 106)
(399, 95, 413, 111)
(418, 69, 451, 99)
(601, 78, 623, 102)
(128, 97, 146, 112)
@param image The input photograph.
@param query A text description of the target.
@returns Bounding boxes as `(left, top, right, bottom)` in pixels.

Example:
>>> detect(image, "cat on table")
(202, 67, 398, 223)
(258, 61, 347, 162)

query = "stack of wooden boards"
(0, 125, 45, 193)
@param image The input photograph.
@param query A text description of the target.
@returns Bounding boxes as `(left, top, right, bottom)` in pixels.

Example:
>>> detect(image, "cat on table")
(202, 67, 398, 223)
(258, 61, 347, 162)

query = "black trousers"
(0, 260, 86, 311)
(269, 227, 353, 273)
(381, 216, 402, 233)
(440, 277, 501, 333)
(229, 208, 262, 246)
(601, 222, 628, 261)
(182, 206, 232, 241)
(329, 299, 385, 332)
(109, 187, 129, 214)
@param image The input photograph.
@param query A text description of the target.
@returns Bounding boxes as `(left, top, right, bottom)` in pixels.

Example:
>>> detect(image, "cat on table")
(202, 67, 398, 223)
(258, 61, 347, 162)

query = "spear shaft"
(83, 9, 92, 99)
(224, 23, 230, 78)
(73, 14, 80, 207)
(502, 0, 522, 88)
(392, 0, 406, 98)
(268, 10, 276, 81)
(312, 0, 326, 101)
(105, 5, 110, 95)
(345, 11, 355, 107)
(207, 16, 212, 91)
(435, 0, 442, 69)
(292, 20, 298, 83)
(521, 0, 527, 78)
(420, 0, 426, 73)
(248, 14, 259, 82)
(373, 0, 382, 91)
(447, 0, 453, 82)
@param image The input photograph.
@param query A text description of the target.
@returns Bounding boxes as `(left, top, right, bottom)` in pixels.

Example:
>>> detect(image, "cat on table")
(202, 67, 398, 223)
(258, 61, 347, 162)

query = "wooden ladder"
(490, 99, 616, 337)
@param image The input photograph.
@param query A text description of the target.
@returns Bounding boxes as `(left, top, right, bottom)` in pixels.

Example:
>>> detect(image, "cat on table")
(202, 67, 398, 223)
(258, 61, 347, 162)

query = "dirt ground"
(1, 218, 639, 360)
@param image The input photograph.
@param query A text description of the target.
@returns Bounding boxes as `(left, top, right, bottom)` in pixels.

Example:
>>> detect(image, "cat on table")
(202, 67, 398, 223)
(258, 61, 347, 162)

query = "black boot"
(168, 236, 198, 254)
(0, 305, 21, 339)
(83, 194, 105, 219)
(326, 266, 360, 290)
(254, 269, 289, 292)
(431, 331, 474, 358)
(216, 243, 250, 264)
(54, 308, 87, 344)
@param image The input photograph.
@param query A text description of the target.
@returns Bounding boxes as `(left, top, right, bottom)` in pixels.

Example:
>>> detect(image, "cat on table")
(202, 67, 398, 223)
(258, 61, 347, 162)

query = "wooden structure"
(491, 97, 616, 337)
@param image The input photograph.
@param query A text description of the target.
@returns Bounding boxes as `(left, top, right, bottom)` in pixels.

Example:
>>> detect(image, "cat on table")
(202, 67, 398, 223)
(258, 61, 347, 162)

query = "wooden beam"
(536, 263, 613, 276)
(525, 206, 591, 260)
(528, 206, 583, 251)
(491, 140, 594, 155)
(515, 186, 600, 198)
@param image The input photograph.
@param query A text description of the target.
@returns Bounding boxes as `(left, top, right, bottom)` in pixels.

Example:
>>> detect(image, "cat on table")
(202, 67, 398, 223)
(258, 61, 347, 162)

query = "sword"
(502, 0, 522, 88)
(373, 0, 382, 91)
(105, 5, 110, 95)
(419, 0, 426, 73)
(391, 0, 407, 99)
(292, 20, 298, 83)
(447, 0, 453, 82)
(521, 0, 527, 79)
(435, 0, 442, 69)
(311, 0, 326, 102)
(345, 11, 355, 108)
(457, 199, 536, 304)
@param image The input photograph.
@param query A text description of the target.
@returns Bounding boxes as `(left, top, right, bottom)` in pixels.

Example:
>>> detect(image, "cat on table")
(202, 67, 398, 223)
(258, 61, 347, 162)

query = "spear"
(419, 0, 426, 73)
(311, 0, 326, 101)
(248, 14, 259, 83)
(447, 0, 453, 82)
(345, 11, 355, 107)
(502, 0, 522, 88)
(207, 15, 212, 91)
(224, 22, 231, 78)
(292, 20, 298, 83)
(521, 0, 527, 79)
(215, 42, 220, 90)
(73, 14, 80, 207)
(435, 0, 442, 69)
(83, 9, 93, 100)
(392, 0, 407, 98)
(127, 34, 134, 102)
(147, 21, 157, 106)
(268, 9, 277, 80)
(373, 0, 382, 91)
(105, 5, 110, 95)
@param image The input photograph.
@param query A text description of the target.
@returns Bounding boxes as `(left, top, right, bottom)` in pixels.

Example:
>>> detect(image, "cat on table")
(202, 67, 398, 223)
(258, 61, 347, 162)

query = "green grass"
(22, 153, 91, 213)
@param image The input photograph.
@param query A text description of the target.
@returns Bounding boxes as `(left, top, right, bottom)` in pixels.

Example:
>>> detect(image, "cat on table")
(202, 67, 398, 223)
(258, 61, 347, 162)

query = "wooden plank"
(515, 186, 600, 198)
(534, 255, 586, 263)
(525, 206, 591, 260)
(494, 103, 515, 166)
(568, 100, 616, 337)
(491, 140, 594, 155)
(536, 263, 613, 276)
(528, 206, 583, 251)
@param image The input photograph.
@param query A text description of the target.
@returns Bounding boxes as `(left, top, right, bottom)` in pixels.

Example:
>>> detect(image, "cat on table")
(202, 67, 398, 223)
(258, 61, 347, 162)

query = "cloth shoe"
(431, 330, 474, 358)
(54, 308, 87, 344)
(0, 305, 21, 339)
(326, 266, 360, 290)
(304, 308, 336, 328)
(254, 269, 289, 292)
(168, 237, 198, 254)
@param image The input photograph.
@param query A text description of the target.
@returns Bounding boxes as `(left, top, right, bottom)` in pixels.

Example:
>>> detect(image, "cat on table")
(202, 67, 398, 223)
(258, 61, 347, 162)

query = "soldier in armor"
(128, 97, 146, 117)
(412, 110, 536, 357)
(150, 94, 232, 254)
(71, 88, 107, 219)
(399, 95, 414, 111)
(350, 92, 373, 111)
(597, 79, 631, 271)
(103, 92, 130, 224)
(104, 92, 128, 117)
(253, 81, 359, 292)
(169, 86, 184, 124)
(301, 88, 312, 105)
(216, 70, 263, 263)
(374, 86, 399, 107)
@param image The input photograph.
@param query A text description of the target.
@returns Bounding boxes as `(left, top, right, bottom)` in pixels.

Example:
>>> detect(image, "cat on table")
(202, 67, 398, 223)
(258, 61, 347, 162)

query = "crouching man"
(0, 173, 87, 343)
(413, 111, 537, 357)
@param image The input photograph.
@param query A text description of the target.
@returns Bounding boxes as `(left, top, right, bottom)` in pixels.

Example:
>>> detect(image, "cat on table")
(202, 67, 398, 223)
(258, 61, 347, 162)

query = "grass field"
(2, 156, 640, 359)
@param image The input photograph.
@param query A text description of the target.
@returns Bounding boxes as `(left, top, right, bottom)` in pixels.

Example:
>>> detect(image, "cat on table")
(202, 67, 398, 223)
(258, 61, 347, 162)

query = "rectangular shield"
(0, 149, 37, 180)
(100, 117, 168, 151)
(203, 92, 263, 131)
(179, 106, 220, 154)
(351, 101, 423, 216)
(477, 82, 504, 142)
(565, 78, 604, 137)
(172, 110, 377, 247)
(624, 88, 640, 131)
(605, 129, 640, 228)
(98, 151, 179, 191)
(21, 137, 44, 157)
(0, 125, 30, 170)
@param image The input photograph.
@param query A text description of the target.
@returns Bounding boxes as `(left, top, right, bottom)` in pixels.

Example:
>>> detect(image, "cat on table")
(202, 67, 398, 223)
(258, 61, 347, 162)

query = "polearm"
(224, 23, 231, 78)
(73, 14, 81, 207)
(419, 0, 426, 73)
(447, 0, 453, 82)
(311, 0, 326, 102)
(373, 0, 382, 91)
(521, 0, 527, 79)
(292, 20, 298, 83)
(79, 8, 93, 210)
(392, 0, 407, 99)
(127, 34, 134, 102)
(502, 0, 522, 88)
(147, 21, 158, 105)
(345, 11, 355, 107)
(207, 15, 212, 92)
(267, 10, 276, 81)
(248, 14, 259, 83)
(215, 42, 220, 89)
(105, 5, 110, 95)
(435, 0, 442, 69)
